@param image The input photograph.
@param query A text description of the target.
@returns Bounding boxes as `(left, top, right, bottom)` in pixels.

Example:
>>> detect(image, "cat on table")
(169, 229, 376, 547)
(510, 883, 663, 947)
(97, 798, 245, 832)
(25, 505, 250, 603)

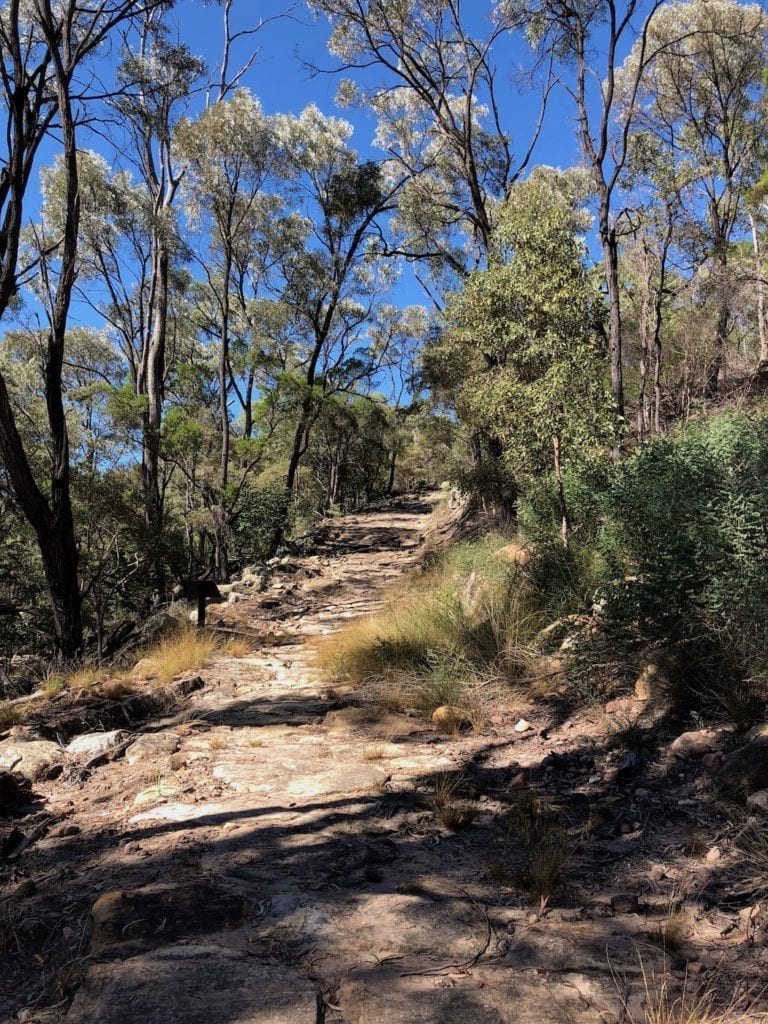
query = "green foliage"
(428, 169, 611, 502)
(522, 410, 768, 717)
(232, 484, 291, 565)
(107, 383, 147, 431)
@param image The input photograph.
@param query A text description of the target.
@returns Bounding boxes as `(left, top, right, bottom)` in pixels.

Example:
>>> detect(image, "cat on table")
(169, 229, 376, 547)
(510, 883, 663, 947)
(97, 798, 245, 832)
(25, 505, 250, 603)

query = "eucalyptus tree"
(177, 91, 275, 495)
(114, 12, 205, 575)
(308, 1, 554, 506)
(503, 0, 670, 425)
(617, 0, 768, 398)
(0, 0, 168, 658)
(269, 105, 401, 534)
(430, 169, 611, 543)
(309, 0, 542, 283)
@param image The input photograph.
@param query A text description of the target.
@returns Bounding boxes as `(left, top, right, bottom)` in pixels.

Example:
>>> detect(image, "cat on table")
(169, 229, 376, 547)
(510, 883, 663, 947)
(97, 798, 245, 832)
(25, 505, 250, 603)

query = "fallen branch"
(400, 894, 492, 978)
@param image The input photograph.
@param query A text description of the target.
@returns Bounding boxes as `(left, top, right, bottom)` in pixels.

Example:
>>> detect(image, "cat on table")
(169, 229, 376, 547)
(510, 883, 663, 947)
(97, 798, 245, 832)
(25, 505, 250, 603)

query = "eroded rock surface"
(4, 494, 768, 1024)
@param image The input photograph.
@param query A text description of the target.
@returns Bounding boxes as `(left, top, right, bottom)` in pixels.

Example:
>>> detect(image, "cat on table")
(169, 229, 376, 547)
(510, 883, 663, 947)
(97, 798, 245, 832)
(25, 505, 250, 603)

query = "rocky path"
(2, 494, 767, 1023)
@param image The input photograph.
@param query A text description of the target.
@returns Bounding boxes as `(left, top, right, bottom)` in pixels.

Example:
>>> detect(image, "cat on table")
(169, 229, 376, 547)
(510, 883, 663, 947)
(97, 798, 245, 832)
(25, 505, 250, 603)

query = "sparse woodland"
(0, 0, 766, 677)
(4, 4, 768, 1020)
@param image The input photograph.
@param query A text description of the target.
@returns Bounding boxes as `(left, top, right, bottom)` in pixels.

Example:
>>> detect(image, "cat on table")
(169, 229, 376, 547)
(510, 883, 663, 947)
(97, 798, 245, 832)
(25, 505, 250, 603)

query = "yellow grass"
(0, 703, 21, 730)
(100, 678, 135, 700)
(66, 666, 103, 691)
(628, 961, 768, 1024)
(220, 635, 254, 658)
(41, 672, 66, 698)
(137, 626, 218, 685)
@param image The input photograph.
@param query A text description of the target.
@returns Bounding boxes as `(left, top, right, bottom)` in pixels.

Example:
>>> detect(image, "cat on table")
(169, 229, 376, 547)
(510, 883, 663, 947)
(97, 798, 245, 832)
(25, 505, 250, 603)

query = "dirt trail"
(2, 494, 766, 1023)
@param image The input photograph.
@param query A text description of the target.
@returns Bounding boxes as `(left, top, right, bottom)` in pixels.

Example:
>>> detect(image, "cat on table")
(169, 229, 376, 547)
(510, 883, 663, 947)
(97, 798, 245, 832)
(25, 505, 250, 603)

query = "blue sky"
(175, 0, 582, 173)
(155, 0, 584, 315)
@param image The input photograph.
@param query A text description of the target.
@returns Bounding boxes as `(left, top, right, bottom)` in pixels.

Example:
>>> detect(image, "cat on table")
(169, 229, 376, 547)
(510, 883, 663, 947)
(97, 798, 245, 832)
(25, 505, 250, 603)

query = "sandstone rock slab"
(718, 734, 768, 797)
(125, 732, 180, 766)
(338, 963, 621, 1024)
(0, 739, 62, 781)
(285, 763, 387, 798)
(670, 730, 720, 760)
(66, 730, 124, 757)
(746, 789, 768, 813)
(65, 946, 315, 1024)
(323, 706, 421, 738)
(90, 883, 244, 953)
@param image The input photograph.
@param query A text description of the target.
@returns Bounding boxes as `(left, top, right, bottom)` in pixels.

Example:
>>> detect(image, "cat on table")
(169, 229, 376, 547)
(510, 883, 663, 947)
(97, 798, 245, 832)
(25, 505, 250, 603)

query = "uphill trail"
(2, 493, 765, 1023)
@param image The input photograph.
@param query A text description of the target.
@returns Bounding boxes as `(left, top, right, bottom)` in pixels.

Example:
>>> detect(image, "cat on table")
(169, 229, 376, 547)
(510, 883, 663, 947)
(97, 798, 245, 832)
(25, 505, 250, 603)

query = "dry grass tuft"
(735, 821, 768, 901)
(100, 677, 135, 700)
(0, 702, 21, 731)
(648, 909, 688, 954)
(54, 957, 87, 1001)
(362, 742, 389, 761)
(137, 626, 218, 685)
(625, 960, 768, 1024)
(41, 671, 66, 698)
(429, 771, 477, 831)
(508, 793, 576, 909)
(66, 666, 102, 691)
(0, 901, 22, 954)
(484, 858, 512, 885)
(220, 635, 254, 658)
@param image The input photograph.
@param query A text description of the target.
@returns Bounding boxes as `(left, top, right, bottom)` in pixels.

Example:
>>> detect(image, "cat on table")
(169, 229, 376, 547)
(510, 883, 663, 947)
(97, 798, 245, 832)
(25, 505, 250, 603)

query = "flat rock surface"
(65, 946, 316, 1024)
(89, 883, 245, 953)
(338, 963, 622, 1024)
(4, 494, 768, 1024)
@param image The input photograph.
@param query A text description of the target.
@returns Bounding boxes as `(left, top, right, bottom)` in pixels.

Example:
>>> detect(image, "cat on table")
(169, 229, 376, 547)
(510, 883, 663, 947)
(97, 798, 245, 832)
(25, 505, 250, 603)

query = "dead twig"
(400, 894, 492, 978)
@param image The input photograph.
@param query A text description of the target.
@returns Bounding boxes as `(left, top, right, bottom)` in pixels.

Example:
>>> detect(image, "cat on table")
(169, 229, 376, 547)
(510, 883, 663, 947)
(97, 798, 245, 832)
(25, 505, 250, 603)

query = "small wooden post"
(180, 580, 223, 630)
(0, 600, 20, 691)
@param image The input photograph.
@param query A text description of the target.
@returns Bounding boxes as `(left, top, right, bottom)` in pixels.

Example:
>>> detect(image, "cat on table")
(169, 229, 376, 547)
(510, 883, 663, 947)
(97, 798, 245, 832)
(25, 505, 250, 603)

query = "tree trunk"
(704, 225, 729, 400)
(553, 431, 569, 550)
(219, 249, 232, 488)
(386, 446, 397, 496)
(705, 295, 728, 401)
(750, 214, 768, 369)
(142, 236, 168, 594)
(601, 224, 625, 427)
(637, 245, 651, 440)
(0, 378, 83, 658)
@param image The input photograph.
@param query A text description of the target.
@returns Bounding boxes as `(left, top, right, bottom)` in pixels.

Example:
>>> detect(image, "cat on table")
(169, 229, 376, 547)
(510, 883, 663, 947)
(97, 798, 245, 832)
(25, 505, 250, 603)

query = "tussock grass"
(508, 793, 577, 908)
(100, 678, 135, 700)
(0, 703, 21, 730)
(220, 635, 254, 658)
(362, 742, 389, 761)
(735, 821, 768, 901)
(314, 534, 541, 683)
(67, 666, 103, 691)
(137, 626, 218, 685)
(429, 772, 477, 831)
(41, 672, 66, 698)
(625, 961, 768, 1024)
(312, 535, 544, 725)
(0, 901, 22, 954)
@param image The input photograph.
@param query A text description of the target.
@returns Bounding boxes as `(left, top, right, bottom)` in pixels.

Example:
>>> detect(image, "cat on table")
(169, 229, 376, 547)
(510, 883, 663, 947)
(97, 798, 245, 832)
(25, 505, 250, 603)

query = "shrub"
(521, 410, 768, 720)
(232, 483, 290, 564)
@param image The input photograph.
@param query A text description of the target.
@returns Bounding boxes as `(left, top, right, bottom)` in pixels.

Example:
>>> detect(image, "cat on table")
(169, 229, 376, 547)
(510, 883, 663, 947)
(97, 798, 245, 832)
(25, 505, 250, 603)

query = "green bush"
(521, 410, 768, 718)
(232, 484, 290, 565)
